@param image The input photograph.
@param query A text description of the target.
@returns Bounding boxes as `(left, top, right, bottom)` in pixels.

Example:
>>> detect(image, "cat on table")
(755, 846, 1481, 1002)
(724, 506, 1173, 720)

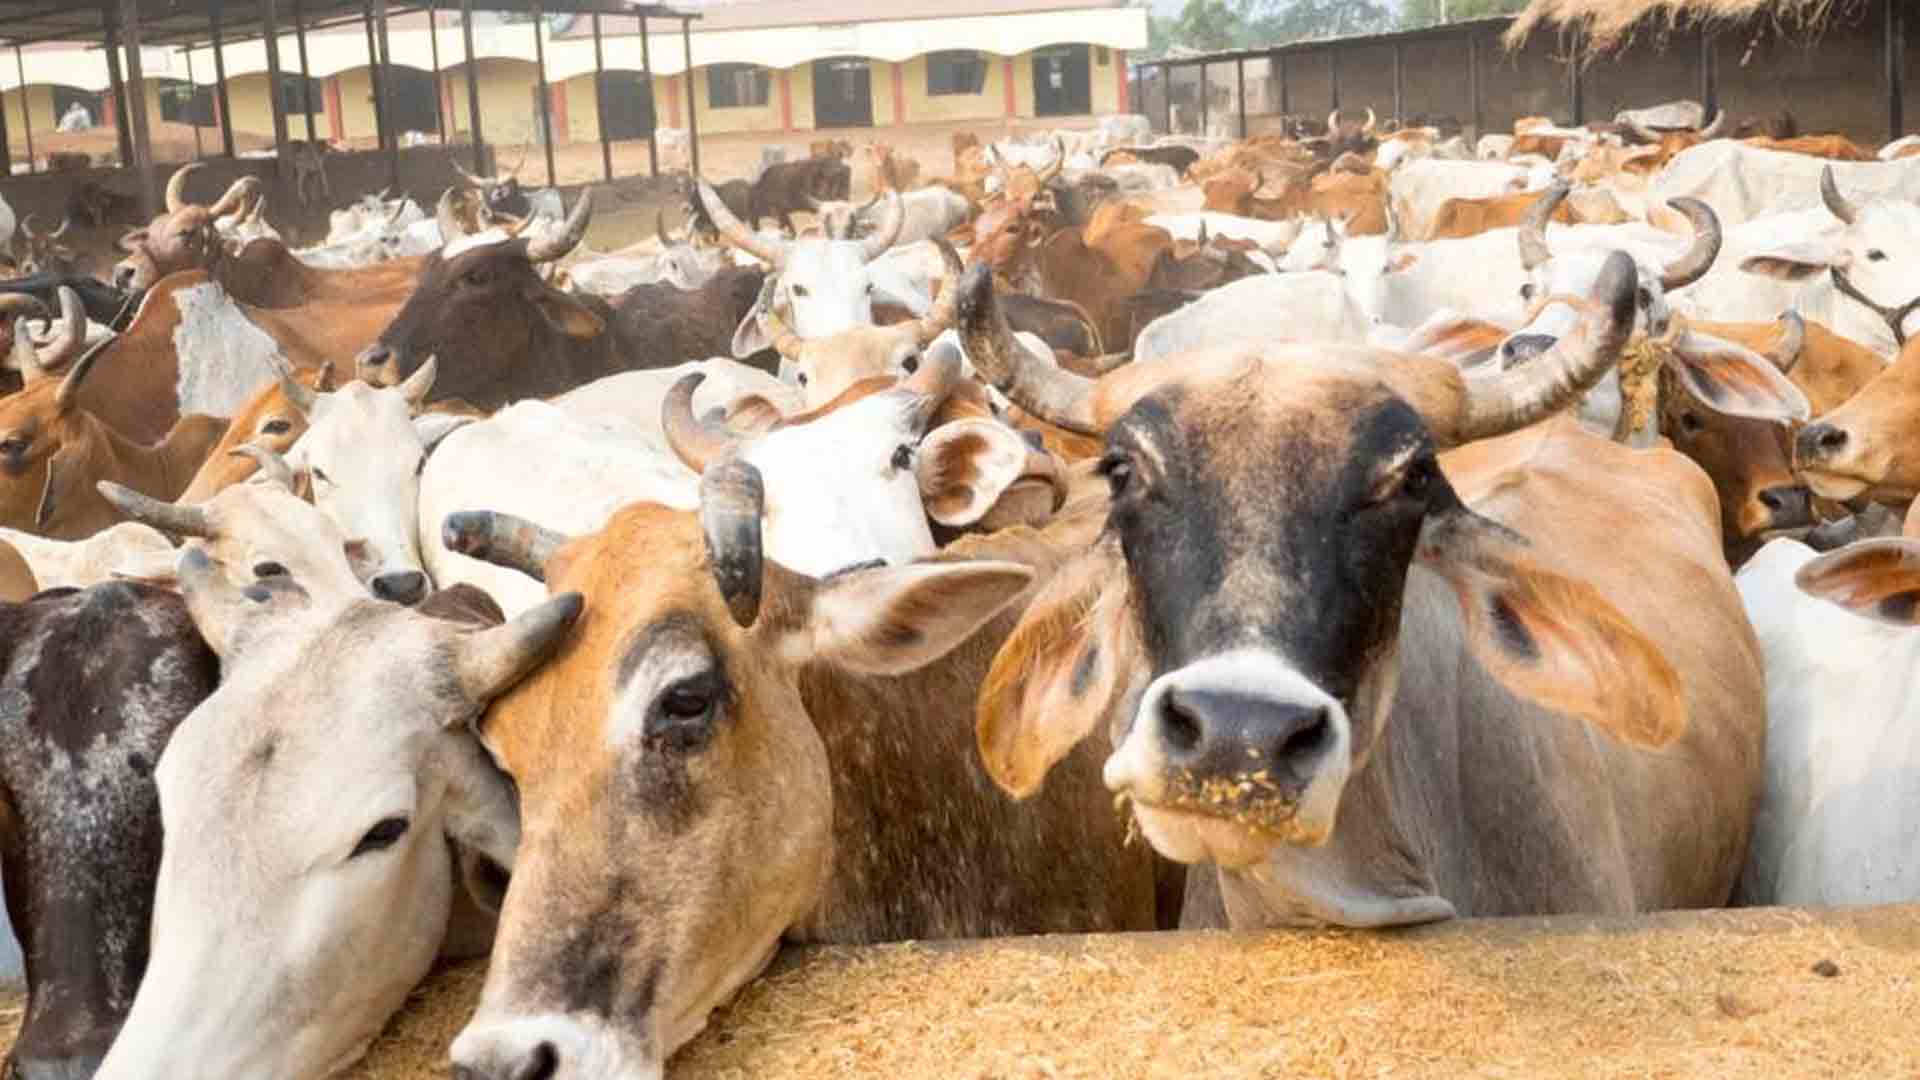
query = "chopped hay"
(3, 906, 1913, 1075)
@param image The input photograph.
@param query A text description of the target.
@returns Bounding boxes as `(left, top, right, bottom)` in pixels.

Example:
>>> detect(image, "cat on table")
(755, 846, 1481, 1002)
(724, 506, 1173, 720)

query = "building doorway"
(597, 69, 655, 140)
(1032, 44, 1091, 117)
(812, 57, 873, 128)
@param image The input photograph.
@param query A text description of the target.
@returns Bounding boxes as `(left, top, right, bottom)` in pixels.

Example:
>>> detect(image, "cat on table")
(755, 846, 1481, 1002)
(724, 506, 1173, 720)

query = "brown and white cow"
(959, 252, 1765, 927)
(440, 463, 1162, 1079)
(1796, 333, 1920, 504)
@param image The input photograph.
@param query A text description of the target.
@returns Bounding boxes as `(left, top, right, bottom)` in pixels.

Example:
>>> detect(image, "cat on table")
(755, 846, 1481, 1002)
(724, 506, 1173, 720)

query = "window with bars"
(926, 50, 987, 96)
(707, 63, 771, 109)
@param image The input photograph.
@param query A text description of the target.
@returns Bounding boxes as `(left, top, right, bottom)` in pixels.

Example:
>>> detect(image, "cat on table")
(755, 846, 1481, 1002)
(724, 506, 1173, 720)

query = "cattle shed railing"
(1130, 0, 1911, 147)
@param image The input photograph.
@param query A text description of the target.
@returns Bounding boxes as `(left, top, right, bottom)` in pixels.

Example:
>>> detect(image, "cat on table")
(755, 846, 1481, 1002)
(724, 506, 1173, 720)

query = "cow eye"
(350, 816, 409, 858)
(1678, 410, 1704, 434)
(260, 418, 292, 436)
(1518, 283, 1535, 301)
(0, 437, 27, 456)
(900, 352, 920, 374)
(890, 444, 914, 471)
(1869, 249, 1888, 262)
(1636, 287, 1653, 308)
(463, 269, 491, 288)
(1097, 451, 1133, 497)
(311, 466, 332, 487)
(647, 674, 720, 753)
(791, 283, 810, 298)
(1400, 455, 1436, 501)
(796, 372, 809, 388)
(252, 561, 289, 578)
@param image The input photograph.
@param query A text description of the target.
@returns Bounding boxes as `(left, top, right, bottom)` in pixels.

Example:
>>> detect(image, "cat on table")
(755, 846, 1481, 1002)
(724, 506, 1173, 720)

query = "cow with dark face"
(751, 158, 852, 234)
(964, 253, 1766, 927)
(0, 581, 221, 1080)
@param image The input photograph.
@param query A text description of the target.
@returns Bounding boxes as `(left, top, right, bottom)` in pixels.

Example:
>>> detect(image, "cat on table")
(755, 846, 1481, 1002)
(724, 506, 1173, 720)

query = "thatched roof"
(1505, 0, 1861, 51)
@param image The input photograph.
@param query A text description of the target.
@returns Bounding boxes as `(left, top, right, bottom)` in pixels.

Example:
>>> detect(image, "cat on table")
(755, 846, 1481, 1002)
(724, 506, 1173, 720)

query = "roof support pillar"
(1566, 28, 1583, 124)
(375, 0, 399, 189)
(363, 0, 388, 152)
(211, 0, 236, 158)
(263, 0, 291, 182)
(13, 48, 31, 174)
(0, 62, 10, 177)
(592, 12, 612, 182)
(1160, 62, 1171, 134)
(1391, 42, 1403, 125)
(1236, 57, 1246, 138)
(295, 0, 317, 141)
(1889, 0, 1905, 142)
(681, 15, 699, 177)
(185, 48, 205, 157)
(428, 0, 444, 141)
(1277, 52, 1287, 117)
(119, 0, 157, 222)
(1198, 62, 1208, 136)
(639, 13, 657, 178)
(531, 0, 557, 187)
(1329, 48, 1339, 111)
(1468, 28, 1481, 140)
(460, 0, 484, 171)
(103, 14, 133, 168)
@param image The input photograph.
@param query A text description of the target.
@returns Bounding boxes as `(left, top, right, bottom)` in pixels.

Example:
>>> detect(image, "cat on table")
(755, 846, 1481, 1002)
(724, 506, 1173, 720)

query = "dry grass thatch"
(1505, 0, 1862, 51)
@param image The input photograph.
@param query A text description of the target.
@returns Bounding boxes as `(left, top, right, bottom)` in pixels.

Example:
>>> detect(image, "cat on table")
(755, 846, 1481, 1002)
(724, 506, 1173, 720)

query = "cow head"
(442, 468, 1031, 1080)
(960, 256, 1678, 892)
(111, 164, 260, 290)
(1496, 180, 1721, 368)
(695, 180, 923, 358)
(0, 291, 124, 536)
(1741, 166, 1920, 353)
(176, 362, 333, 504)
(1796, 333, 1920, 502)
(0, 582, 220, 1080)
(454, 143, 533, 219)
(96, 550, 578, 1080)
(13, 215, 82, 277)
(356, 189, 601, 402)
(278, 362, 449, 605)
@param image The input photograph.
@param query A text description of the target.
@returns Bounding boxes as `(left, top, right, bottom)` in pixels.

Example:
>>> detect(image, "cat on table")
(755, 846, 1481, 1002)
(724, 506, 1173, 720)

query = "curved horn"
(55, 335, 112, 413)
(276, 358, 319, 416)
(955, 260, 1099, 435)
(1036, 135, 1066, 185)
(385, 197, 409, 227)
(697, 179, 787, 268)
(19, 214, 38, 241)
(1831, 266, 1920, 346)
(314, 359, 336, 392)
(662, 372, 744, 473)
(1626, 119, 1661, 144)
(858, 190, 905, 262)
(1518, 179, 1569, 271)
(165, 162, 202, 213)
(455, 590, 585, 703)
(1363, 107, 1377, 135)
(1820, 164, 1859, 225)
(524, 189, 593, 263)
(436, 188, 471, 243)
(1770, 309, 1807, 374)
(398, 354, 437, 408)
(231, 444, 296, 491)
(754, 276, 804, 361)
(656, 209, 672, 245)
(50, 215, 72, 240)
(1327, 109, 1340, 134)
(442, 509, 571, 583)
(1659, 197, 1722, 290)
(1697, 108, 1727, 139)
(207, 175, 260, 220)
(450, 158, 497, 188)
(699, 458, 765, 629)
(32, 286, 84, 371)
(1455, 250, 1637, 444)
(910, 239, 965, 347)
(97, 481, 214, 538)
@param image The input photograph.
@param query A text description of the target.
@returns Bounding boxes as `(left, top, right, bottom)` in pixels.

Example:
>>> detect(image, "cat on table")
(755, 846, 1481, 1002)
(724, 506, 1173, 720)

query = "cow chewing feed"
(95, 548, 579, 1080)
(440, 458, 1159, 1080)
(0, 581, 220, 1080)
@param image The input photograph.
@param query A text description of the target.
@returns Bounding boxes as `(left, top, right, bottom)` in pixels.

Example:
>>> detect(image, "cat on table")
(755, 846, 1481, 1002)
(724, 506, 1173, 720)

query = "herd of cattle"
(0, 97, 1917, 1078)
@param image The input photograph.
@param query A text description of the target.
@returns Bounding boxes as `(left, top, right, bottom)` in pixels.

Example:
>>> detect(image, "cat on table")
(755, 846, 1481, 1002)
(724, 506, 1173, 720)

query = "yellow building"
(1, 0, 1144, 166)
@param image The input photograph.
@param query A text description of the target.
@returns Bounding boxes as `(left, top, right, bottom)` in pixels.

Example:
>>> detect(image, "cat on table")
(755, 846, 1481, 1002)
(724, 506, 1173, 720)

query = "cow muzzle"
(354, 343, 403, 388)
(1103, 649, 1354, 864)
(452, 1015, 662, 1080)
(1754, 484, 1813, 534)
(10, 1053, 107, 1080)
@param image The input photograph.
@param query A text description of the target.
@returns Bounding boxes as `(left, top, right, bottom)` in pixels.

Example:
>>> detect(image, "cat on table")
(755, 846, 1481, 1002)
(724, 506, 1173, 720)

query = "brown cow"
(1692, 313, 1883, 417)
(1426, 189, 1580, 239)
(175, 362, 334, 503)
(1742, 135, 1875, 161)
(0, 538, 33, 601)
(1796, 334, 1920, 504)
(0, 300, 229, 539)
(440, 464, 1161, 1079)
(46, 151, 91, 173)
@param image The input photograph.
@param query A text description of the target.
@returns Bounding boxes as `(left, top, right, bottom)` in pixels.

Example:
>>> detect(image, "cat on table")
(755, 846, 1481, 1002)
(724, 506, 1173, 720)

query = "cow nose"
(356, 343, 392, 370)
(112, 265, 135, 290)
(371, 569, 428, 606)
(1156, 687, 1334, 783)
(12, 1053, 107, 1080)
(1758, 485, 1813, 529)
(454, 1039, 560, 1080)
(1796, 422, 1848, 463)
(1500, 333, 1556, 369)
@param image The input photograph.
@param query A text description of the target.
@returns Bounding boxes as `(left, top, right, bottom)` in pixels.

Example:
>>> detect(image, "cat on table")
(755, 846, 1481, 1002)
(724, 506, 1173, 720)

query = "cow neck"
(214, 240, 311, 309)
(84, 411, 228, 502)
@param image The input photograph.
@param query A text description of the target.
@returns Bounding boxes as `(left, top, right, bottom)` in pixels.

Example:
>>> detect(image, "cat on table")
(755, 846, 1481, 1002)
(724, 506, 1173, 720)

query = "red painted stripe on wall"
(102, 90, 117, 129)
(891, 62, 905, 125)
(1003, 57, 1016, 118)
(326, 76, 345, 142)
(1116, 49, 1129, 112)
(549, 82, 568, 142)
(665, 73, 683, 127)
(440, 75, 455, 136)
(779, 69, 793, 131)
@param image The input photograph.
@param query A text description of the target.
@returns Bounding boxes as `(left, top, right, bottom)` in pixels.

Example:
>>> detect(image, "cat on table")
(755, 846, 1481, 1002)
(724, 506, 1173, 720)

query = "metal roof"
(1136, 15, 1519, 68)
(0, 0, 693, 49)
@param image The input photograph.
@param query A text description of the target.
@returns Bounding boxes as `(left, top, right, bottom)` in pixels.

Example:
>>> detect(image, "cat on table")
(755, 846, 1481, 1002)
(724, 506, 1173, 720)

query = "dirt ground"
(0, 903, 1895, 1077)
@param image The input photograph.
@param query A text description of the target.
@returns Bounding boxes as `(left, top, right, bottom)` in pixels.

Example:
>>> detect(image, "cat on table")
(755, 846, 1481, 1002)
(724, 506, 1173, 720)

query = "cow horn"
(54, 335, 112, 413)
(1326, 109, 1340, 134)
(525, 189, 593, 264)
(1363, 107, 1377, 135)
(385, 197, 409, 227)
(50, 215, 71, 240)
(1831, 267, 1920, 346)
(955, 260, 1098, 435)
(442, 509, 572, 583)
(858, 190, 905, 262)
(32, 287, 84, 371)
(165, 163, 202, 213)
(276, 357, 319, 416)
(451, 158, 499, 188)
(436, 188, 471, 243)
(699, 458, 765, 629)
(399, 354, 437, 409)
(1036, 135, 1066, 185)
(910, 239, 965, 347)
(1518, 179, 1569, 271)
(230, 444, 297, 491)
(663, 372, 743, 473)
(1820, 165, 1859, 225)
(19, 214, 37, 240)
(1454, 250, 1636, 444)
(697, 179, 787, 269)
(1659, 197, 1722, 290)
(315, 359, 336, 392)
(1626, 119, 1661, 144)
(1770, 309, 1807, 374)
(656, 209, 672, 245)
(207, 175, 260, 220)
(1697, 108, 1727, 139)
(455, 589, 584, 704)
(97, 481, 214, 538)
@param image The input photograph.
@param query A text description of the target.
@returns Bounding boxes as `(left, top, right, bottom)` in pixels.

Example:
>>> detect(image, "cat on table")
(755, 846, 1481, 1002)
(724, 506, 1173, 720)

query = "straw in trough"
(1506, 0, 1862, 51)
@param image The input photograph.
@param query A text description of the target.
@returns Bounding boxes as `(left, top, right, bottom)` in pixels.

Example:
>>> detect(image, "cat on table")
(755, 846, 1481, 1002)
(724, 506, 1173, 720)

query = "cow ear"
(786, 559, 1033, 677)
(1667, 330, 1811, 423)
(1794, 538, 1920, 626)
(731, 309, 772, 359)
(1417, 506, 1686, 749)
(916, 418, 1035, 527)
(414, 412, 475, 455)
(34, 444, 76, 531)
(442, 732, 521, 902)
(527, 287, 604, 340)
(978, 539, 1143, 799)
(1739, 239, 1839, 281)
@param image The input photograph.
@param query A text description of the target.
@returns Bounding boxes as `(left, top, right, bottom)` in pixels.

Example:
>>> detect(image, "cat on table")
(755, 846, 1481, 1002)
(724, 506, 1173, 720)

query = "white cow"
(1133, 272, 1370, 361)
(1734, 536, 1920, 906)
(814, 187, 970, 250)
(1652, 141, 1920, 227)
(95, 544, 571, 1080)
